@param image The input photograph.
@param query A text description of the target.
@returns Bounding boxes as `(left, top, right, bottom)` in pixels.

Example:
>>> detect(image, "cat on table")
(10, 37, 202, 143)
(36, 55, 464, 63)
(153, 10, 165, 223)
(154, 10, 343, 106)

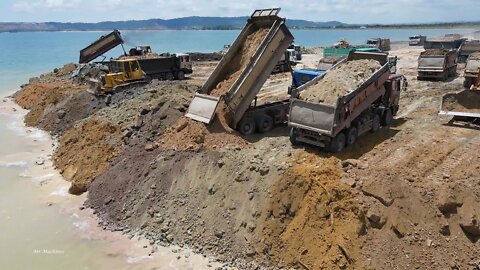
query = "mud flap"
(185, 93, 221, 124)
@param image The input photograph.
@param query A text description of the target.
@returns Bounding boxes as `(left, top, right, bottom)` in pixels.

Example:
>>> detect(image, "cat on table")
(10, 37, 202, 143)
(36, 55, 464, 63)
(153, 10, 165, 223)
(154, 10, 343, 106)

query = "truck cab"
(367, 38, 391, 51)
(176, 53, 193, 76)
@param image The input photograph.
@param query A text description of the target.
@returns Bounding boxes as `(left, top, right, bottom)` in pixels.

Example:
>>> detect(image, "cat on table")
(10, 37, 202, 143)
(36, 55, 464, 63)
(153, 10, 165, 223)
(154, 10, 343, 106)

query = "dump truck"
(185, 8, 294, 135)
(290, 56, 345, 88)
(367, 38, 391, 51)
(424, 36, 465, 50)
(409, 35, 427, 46)
(463, 53, 480, 88)
(289, 44, 302, 60)
(288, 51, 407, 152)
(79, 30, 125, 64)
(458, 40, 480, 63)
(89, 54, 192, 93)
(417, 49, 458, 81)
(273, 49, 297, 73)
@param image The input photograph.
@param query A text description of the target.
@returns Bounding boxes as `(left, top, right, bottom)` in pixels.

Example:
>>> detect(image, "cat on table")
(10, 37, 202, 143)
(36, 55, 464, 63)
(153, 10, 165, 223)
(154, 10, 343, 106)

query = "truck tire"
(329, 132, 346, 153)
(238, 117, 256, 135)
(166, 72, 174, 81)
(177, 71, 185, 80)
(382, 109, 393, 126)
(346, 127, 358, 146)
(371, 114, 381, 133)
(464, 78, 473, 89)
(289, 128, 298, 146)
(256, 114, 274, 133)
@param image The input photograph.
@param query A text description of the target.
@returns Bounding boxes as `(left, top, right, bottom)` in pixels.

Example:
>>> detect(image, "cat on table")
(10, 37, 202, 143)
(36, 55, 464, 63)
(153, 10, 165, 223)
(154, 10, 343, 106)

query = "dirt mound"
(14, 81, 74, 109)
(53, 118, 123, 194)
(300, 59, 381, 105)
(24, 83, 87, 127)
(159, 117, 248, 151)
(210, 28, 269, 97)
(188, 52, 224, 62)
(71, 63, 109, 84)
(259, 153, 364, 269)
(421, 49, 450, 56)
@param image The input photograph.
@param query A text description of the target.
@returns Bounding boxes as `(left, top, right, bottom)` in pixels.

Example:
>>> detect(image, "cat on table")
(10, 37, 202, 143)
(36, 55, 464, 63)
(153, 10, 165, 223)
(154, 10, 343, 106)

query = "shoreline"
(0, 97, 225, 269)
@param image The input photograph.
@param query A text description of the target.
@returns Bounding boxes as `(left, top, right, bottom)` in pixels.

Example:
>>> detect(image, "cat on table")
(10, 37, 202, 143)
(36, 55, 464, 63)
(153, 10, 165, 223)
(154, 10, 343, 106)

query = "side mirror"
(402, 79, 408, 92)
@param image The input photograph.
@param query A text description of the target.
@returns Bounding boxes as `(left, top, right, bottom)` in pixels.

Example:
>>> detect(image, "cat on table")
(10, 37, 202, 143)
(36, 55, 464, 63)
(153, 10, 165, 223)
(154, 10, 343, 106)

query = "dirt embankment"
(300, 59, 381, 105)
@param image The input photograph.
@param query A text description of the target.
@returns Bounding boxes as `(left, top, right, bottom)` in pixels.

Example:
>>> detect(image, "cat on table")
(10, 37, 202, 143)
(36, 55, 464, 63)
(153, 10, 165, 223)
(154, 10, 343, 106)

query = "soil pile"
(210, 28, 269, 97)
(259, 153, 364, 269)
(421, 49, 450, 56)
(300, 59, 381, 105)
(14, 81, 77, 110)
(159, 117, 248, 151)
(469, 52, 480, 60)
(188, 52, 224, 62)
(53, 118, 123, 194)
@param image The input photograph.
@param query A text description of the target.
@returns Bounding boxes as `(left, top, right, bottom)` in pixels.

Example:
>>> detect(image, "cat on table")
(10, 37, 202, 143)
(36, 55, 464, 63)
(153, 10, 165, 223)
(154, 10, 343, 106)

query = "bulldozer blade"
(439, 90, 480, 118)
(185, 93, 221, 124)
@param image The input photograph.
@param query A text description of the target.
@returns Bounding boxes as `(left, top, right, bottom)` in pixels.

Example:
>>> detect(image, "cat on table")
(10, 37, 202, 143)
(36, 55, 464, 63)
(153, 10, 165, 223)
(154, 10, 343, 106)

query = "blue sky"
(1, 0, 479, 24)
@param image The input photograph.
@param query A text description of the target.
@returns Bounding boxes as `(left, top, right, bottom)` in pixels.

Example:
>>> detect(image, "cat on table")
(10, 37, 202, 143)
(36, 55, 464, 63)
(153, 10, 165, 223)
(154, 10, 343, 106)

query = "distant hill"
(0, 17, 347, 32)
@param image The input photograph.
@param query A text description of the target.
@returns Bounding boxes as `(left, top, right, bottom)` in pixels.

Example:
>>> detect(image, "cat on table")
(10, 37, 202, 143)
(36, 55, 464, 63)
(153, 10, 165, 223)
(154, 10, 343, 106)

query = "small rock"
(439, 222, 450, 236)
(259, 167, 269, 176)
(104, 197, 114, 205)
(245, 248, 256, 257)
(341, 159, 359, 168)
(214, 230, 224, 238)
(56, 109, 66, 119)
(140, 108, 150, 115)
(35, 158, 45, 165)
(426, 239, 433, 247)
(145, 143, 157, 151)
(217, 160, 225, 168)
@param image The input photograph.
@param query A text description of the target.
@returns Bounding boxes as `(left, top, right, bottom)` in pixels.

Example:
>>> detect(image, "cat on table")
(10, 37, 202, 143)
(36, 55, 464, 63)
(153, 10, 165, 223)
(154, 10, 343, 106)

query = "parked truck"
(458, 40, 480, 63)
(273, 49, 297, 73)
(367, 38, 391, 51)
(185, 8, 294, 135)
(463, 53, 480, 88)
(409, 35, 427, 46)
(424, 36, 465, 50)
(417, 49, 458, 81)
(288, 51, 407, 152)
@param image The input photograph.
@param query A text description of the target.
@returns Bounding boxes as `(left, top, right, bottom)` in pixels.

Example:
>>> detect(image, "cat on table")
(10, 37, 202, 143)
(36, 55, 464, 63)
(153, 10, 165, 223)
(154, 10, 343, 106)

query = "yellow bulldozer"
(88, 59, 146, 94)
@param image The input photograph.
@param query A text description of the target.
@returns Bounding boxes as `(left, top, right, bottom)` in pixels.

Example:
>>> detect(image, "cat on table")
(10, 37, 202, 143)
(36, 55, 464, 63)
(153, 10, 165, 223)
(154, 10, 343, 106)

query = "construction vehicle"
(439, 86, 480, 122)
(458, 40, 480, 63)
(289, 44, 302, 60)
(274, 49, 297, 73)
(367, 38, 391, 51)
(128, 45, 152, 56)
(185, 8, 294, 135)
(89, 54, 192, 93)
(79, 30, 125, 64)
(409, 35, 427, 46)
(463, 53, 480, 88)
(288, 51, 407, 152)
(424, 35, 465, 50)
(417, 49, 457, 81)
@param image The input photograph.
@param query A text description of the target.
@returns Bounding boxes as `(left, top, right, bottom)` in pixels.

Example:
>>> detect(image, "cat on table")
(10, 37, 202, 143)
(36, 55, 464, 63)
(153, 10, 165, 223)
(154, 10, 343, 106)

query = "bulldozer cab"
(104, 59, 144, 89)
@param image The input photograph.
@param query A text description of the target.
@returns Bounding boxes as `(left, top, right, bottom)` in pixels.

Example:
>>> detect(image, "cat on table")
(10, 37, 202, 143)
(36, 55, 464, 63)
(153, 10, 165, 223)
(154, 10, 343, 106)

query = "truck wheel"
(464, 78, 473, 89)
(329, 132, 346, 153)
(371, 114, 381, 133)
(166, 72, 174, 81)
(382, 109, 393, 126)
(289, 128, 298, 146)
(346, 127, 358, 146)
(256, 114, 274, 133)
(177, 71, 185, 80)
(238, 117, 256, 135)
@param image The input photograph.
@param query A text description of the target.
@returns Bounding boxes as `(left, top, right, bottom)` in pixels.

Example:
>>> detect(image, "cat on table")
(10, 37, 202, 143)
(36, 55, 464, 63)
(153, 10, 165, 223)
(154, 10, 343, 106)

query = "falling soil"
(300, 59, 381, 105)
(158, 116, 248, 151)
(259, 152, 364, 269)
(210, 28, 269, 97)
(53, 118, 123, 194)
(442, 92, 480, 113)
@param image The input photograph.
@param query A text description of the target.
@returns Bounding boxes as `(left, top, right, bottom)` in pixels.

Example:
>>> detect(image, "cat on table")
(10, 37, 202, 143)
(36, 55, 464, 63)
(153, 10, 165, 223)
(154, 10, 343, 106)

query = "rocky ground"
(12, 43, 480, 269)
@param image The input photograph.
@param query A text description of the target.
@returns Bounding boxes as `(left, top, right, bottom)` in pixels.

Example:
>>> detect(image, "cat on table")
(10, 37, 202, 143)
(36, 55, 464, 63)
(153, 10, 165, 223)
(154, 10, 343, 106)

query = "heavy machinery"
(89, 54, 192, 94)
(288, 51, 407, 152)
(409, 35, 427, 46)
(288, 43, 302, 60)
(424, 35, 465, 50)
(458, 40, 480, 63)
(463, 53, 480, 88)
(367, 38, 391, 51)
(273, 49, 297, 73)
(417, 49, 457, 81)
(439, 88, 480, 122)
(185, 8, 294, 135)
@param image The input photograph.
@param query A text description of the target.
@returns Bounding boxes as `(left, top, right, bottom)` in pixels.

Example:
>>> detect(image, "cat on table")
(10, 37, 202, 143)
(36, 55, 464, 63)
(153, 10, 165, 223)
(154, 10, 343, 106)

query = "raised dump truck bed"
(288, 51, 406, 152)
(186, 8, 294, 133)
(79, 30, 124, 64)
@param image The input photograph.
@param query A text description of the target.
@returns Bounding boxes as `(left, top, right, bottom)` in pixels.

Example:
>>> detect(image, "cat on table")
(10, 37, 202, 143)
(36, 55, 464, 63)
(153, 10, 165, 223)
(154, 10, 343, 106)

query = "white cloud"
(13, 0, 80, 13)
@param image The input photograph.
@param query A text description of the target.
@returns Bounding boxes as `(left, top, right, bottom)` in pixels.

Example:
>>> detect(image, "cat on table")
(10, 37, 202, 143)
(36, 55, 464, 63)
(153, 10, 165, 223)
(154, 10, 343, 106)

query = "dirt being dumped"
(210, 28, 269, 97)
(301, 59, 381, 105)
(159, 117, 248, 151)
(259, 153, 364, 269)
(53, 118, 123, 194)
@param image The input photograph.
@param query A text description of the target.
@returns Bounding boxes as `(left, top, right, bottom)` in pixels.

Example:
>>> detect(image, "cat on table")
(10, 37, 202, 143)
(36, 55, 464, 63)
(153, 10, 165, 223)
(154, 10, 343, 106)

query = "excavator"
(439, 68, 480, 123)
